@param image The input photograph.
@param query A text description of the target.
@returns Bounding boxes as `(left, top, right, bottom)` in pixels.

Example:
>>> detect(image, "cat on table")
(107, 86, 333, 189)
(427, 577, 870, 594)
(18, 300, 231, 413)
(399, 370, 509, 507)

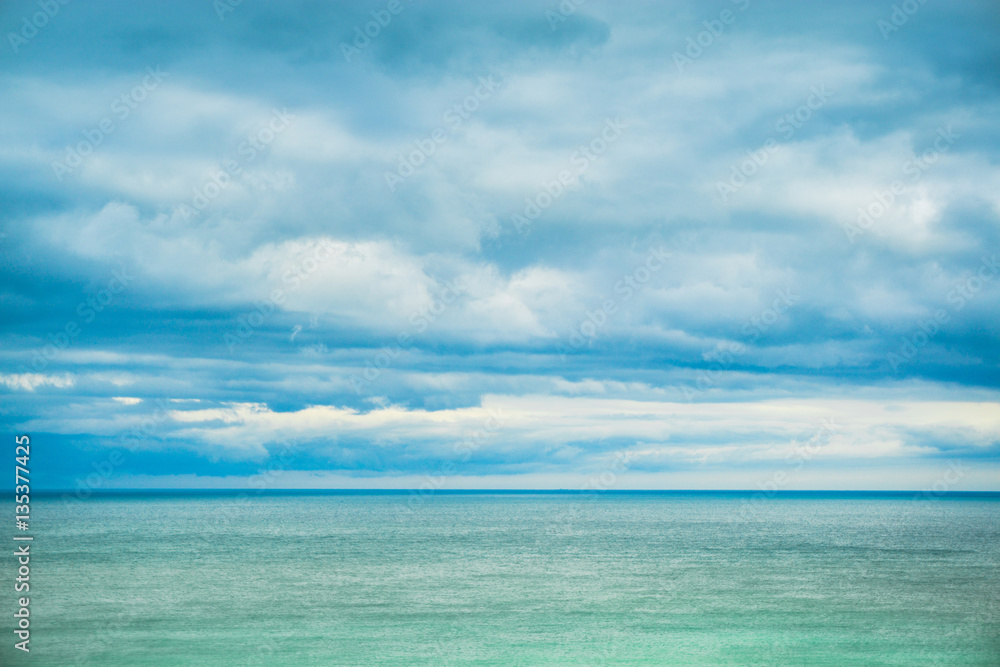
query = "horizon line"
(19, 489, 1000, 498)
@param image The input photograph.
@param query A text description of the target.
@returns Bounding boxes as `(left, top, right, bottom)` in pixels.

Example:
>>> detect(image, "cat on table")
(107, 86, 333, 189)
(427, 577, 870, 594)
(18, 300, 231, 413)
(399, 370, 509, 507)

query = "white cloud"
(95, 395, 1000, 464)
(0, 373, 74, 391)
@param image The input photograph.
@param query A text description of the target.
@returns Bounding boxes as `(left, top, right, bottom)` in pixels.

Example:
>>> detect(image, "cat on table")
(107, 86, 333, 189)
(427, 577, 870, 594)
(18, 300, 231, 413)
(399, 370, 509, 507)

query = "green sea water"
(1, 493, 998, 666)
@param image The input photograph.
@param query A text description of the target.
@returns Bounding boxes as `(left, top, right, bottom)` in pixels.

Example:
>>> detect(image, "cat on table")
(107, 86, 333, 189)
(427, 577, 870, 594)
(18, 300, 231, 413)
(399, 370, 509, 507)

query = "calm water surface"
(2, 493, 998, 665)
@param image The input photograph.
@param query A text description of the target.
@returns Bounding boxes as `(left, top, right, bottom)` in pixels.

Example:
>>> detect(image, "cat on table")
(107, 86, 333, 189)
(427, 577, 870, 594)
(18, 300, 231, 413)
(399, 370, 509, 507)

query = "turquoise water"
(2, 493, 998, 665)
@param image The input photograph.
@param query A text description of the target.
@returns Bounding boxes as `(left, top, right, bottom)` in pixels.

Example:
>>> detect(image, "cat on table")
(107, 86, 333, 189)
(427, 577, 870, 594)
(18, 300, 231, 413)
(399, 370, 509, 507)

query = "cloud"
(1, 0, 999, 488)
(0, 373, 74, 391)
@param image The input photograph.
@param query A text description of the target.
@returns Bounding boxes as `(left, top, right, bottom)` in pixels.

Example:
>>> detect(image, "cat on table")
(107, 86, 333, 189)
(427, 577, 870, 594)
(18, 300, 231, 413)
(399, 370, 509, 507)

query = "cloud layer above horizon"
(2, 0, 999, 490)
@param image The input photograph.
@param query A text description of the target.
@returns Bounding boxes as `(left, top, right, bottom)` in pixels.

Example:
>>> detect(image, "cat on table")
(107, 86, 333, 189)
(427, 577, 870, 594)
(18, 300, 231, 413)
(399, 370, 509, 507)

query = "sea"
(2, 491, 998, 665)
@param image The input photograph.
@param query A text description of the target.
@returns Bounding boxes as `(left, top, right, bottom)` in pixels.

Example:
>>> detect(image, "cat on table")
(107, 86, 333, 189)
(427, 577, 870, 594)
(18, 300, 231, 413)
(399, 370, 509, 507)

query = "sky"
(1, 0, 999, 492)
